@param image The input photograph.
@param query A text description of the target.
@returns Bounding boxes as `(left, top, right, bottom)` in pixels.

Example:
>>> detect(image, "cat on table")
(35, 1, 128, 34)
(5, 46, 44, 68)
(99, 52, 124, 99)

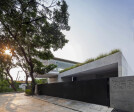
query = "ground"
(0, 93, 76, 112)
(0, 93, 125, 112)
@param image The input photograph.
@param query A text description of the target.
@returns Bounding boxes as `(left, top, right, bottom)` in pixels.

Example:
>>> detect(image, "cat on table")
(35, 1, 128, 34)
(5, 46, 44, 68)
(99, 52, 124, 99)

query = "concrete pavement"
(0, 93, 76, 112)
(0, 93, 125, 112)
(33, 95, 114, 112)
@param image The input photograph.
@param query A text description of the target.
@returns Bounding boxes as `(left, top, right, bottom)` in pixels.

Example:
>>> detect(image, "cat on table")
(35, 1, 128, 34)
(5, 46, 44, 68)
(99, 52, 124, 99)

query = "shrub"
(0, 79, 14, 93)
(35, 79, 47, 84)
(25, 89, 32, 95)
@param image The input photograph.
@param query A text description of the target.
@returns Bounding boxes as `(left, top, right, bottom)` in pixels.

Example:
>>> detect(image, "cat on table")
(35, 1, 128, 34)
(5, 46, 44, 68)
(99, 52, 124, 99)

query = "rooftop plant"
(60, 49, 121, 73)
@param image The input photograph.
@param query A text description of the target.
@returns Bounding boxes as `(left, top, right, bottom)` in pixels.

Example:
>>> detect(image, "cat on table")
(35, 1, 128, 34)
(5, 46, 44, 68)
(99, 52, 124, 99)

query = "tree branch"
(22, 15, 51, 24)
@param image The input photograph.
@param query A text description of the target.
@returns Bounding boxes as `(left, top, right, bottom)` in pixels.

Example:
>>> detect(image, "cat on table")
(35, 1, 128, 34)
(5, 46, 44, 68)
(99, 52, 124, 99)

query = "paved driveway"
(0, 93, 76, 112)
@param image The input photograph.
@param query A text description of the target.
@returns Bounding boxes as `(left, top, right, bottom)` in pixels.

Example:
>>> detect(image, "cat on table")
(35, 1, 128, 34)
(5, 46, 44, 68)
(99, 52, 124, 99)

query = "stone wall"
(110, 76, 134, 112)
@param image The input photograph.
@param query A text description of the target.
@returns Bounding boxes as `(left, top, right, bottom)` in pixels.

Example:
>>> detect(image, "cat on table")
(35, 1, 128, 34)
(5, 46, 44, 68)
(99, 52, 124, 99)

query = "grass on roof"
(59, 49, 121, 73)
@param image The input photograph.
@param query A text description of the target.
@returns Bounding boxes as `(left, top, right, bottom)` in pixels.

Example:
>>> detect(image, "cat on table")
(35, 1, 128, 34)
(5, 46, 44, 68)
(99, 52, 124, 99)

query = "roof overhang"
(59, 52, 123, 79)
(62, 63, 118, 78)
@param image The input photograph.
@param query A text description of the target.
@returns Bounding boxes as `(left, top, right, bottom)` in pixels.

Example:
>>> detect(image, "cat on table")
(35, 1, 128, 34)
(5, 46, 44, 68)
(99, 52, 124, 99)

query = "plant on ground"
(25, 89, 32, 95)
(0, 79, 23, 93)
(0, 79, 13, 92)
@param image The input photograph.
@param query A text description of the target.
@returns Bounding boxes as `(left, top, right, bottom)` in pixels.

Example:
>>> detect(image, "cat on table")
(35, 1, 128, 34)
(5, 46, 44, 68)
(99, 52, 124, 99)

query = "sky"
(11, 0, 134, 80)
(53, 0, 134, 71)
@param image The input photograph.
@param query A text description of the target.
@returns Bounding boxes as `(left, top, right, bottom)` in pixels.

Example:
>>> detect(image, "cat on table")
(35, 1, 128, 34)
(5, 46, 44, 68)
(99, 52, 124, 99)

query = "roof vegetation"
(60, 49, 121, 73)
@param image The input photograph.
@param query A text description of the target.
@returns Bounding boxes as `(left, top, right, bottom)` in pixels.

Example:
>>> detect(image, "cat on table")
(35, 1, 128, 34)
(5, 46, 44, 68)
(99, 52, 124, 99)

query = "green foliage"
(0, 79, 13, 92)
(0, 68, 4, 80)
(109, 49, 121, 55)
(95, 54, 108, 60)
(25, 89, 32, 95)
(33, 58, 57, 74)
(0, 0, 70, 89)
(0, 79, 23, 93)
(35, 79, 47, 84)
(60, 49, 121, 73)
(84, 58, 95, 64)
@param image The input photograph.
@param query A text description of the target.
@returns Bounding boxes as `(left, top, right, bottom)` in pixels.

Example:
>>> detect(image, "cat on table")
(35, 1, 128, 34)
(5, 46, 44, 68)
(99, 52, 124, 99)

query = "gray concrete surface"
(110, 76, 134, 112)
(0, 92, 126, 112)
(33, 95, 114, 112)
(0, 93, 77, 112)
(58, 52, 134, 83)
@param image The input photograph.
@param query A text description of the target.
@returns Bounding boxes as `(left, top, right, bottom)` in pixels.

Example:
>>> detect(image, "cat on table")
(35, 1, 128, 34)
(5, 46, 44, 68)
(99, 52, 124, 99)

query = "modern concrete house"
(36, 57, 78, 83)
(56, 52, 133, 83)
(36, 51, 134, 111)
(36, 51, 133, 83)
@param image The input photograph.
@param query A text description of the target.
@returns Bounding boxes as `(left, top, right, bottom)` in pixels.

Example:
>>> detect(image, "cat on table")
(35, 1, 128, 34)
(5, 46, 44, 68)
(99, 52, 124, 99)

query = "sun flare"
(5, 49, 11, 55)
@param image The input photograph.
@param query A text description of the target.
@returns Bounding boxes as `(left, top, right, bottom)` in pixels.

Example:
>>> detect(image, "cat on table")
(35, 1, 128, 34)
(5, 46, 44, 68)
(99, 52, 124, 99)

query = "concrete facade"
(35, 52, 133, 83)
(36, 52, 134, 111)
(58, 52, 134, 83)
(35, 57, 78, 83)
(110, 76, 134, 112)
(47, 77, 58, 83)
(56, 52, 134, 111)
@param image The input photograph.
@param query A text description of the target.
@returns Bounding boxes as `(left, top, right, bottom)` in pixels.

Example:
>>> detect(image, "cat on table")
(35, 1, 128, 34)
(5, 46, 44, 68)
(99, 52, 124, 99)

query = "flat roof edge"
(59, 52, 122, 75)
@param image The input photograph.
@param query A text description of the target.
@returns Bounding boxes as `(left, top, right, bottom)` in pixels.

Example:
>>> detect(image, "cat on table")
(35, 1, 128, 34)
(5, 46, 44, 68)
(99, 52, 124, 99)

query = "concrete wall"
(122, 55, 134, 76)
(71, 71, 118, 82)
(47, 77, 58, 83)
(58, 52, 134, 83)
(110, 76, 134, 112)
(58, 52, 122, 82)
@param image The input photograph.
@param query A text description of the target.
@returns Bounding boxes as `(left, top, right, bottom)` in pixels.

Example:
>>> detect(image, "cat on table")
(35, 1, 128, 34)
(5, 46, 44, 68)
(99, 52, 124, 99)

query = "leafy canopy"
(0, 0, 70, 79)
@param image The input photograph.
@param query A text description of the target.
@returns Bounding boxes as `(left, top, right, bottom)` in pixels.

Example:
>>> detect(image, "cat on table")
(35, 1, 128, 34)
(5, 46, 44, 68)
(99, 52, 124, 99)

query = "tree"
(0, 48, 17, 91)
(0, 0, 70, 93)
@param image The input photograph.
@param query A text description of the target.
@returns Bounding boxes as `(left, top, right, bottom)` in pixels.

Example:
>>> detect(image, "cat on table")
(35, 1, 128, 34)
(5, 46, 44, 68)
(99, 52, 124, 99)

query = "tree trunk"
(5, 74, 17, 91)
(29, 66, 36, 95)
(25, 74, 28, 85)
(9, 82, 17, 91)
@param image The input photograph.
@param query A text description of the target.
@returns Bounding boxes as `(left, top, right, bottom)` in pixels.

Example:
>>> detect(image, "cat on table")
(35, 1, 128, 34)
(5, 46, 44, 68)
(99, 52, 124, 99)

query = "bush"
(35, 79, 47, 84)
(0, 79, 14, 93)
(25, 89, 32, 95)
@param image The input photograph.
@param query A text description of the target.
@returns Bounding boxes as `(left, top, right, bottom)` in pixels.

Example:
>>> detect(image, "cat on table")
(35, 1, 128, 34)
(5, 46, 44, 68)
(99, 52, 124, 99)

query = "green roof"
(60, 49, 121, 73)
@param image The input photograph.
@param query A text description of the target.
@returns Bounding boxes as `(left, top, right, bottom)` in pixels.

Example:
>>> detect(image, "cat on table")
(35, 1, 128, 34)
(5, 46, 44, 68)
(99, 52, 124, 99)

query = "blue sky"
(53, 0, 134, 71)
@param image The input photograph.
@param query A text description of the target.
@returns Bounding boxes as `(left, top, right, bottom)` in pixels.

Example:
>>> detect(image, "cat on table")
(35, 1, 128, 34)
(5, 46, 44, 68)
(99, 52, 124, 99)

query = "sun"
(5, 49, 12, 55)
